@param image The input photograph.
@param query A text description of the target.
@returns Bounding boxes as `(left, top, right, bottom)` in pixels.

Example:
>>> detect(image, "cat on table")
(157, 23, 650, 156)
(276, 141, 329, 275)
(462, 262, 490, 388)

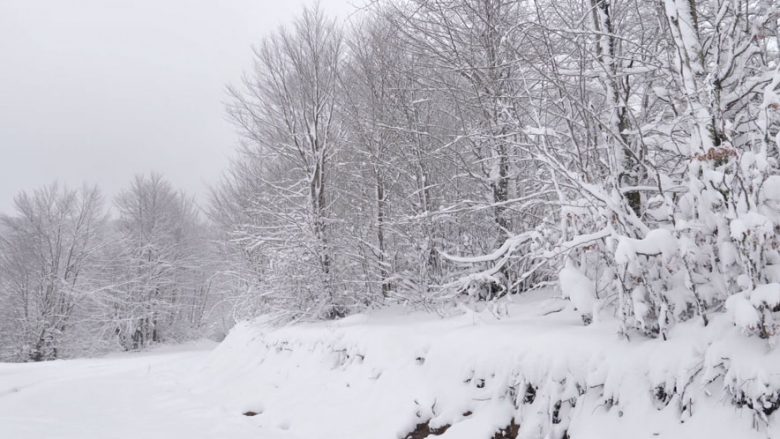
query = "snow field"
(0, 342, 292, 439)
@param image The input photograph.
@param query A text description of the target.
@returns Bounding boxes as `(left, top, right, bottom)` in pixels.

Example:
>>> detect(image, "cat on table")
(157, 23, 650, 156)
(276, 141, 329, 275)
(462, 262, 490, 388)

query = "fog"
(0, 0, 353, 212)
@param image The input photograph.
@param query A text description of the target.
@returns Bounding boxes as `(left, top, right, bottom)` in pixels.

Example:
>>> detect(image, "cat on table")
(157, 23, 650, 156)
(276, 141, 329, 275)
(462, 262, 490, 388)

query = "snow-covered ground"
(1, 290, 778, 438)
(201, 290, 779, 439)
(0, 341, 291, 439)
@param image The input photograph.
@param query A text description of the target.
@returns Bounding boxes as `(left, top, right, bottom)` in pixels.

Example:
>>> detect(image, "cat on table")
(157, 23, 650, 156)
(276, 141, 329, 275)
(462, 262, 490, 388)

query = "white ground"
(0, 342, 292, 439)
(1, 290, 778, 439)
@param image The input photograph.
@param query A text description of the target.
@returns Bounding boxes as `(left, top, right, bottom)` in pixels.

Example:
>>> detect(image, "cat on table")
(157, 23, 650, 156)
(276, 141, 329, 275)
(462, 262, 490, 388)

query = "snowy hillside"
(194, 291, 780, 439)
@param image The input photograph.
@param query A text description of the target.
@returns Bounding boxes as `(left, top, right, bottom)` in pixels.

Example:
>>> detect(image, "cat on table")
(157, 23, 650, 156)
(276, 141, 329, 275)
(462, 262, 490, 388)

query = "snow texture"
(0, 341, 289, 439)
(2, 292, 780, 438)
(558, 259, 596, 320)
(192, 291, 780, 439)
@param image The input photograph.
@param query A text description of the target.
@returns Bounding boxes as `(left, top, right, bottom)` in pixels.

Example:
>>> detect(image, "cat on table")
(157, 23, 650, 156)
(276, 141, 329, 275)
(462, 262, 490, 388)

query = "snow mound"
(559, 259, 596, 322)
(615, 228, 678, 265)
(726, 283, 780, 338)
(194, 295, 780, 439)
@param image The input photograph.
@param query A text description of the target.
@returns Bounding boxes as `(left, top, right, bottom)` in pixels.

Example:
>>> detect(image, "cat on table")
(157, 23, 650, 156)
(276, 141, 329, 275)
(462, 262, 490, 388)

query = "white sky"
(0, 0, 355, 213)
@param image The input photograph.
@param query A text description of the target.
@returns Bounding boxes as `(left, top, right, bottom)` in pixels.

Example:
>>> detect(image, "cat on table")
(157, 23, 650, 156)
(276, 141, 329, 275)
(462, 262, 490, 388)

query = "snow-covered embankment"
(198, 292, 780, 439)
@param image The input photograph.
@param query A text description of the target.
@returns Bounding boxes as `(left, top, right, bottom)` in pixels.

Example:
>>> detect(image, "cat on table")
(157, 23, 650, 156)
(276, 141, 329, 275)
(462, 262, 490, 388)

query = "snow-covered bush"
(439, 0, 780, 342)
(726, 284, 780, 339)
(199, 298, 780, 438)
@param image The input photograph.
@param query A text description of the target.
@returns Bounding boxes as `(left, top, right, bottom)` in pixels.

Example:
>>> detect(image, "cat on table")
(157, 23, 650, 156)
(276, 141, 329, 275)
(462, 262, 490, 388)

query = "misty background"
(0, 0, 352, 212)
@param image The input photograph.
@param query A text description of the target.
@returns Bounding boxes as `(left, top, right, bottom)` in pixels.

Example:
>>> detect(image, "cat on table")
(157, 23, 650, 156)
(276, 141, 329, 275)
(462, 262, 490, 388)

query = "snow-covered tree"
(109, 173, 209, 349)
(223, 5, 348, 319)
(0, 184, 105, 361)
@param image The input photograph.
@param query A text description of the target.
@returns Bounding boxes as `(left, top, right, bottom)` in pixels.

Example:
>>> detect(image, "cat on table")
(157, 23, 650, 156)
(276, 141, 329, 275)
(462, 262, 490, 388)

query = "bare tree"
(110, 173, 205, 349)
(226, 5, 346, 318)
(0, 184, 105, 361)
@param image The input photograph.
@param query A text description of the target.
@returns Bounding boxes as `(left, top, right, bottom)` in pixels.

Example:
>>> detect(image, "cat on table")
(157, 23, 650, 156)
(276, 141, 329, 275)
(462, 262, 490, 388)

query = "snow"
(559, 259, 596, 319)
(0, 341, 291, 439)
(2, 293, 780, 438)
(523, 126, 558, 137)
(730, 212, 773, 241)
(615, 228, 678, 265)
(193, 292, 779, 439)
(762, 176, 780, 204)
(751, 284, 780, 309)
(725, 292, 762, 329)
(726, 284, 780, 334)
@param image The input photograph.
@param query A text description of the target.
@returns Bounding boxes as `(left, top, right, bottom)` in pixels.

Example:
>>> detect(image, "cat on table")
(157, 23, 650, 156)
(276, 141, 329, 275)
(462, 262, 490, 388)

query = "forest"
(1, 0, 779, 363)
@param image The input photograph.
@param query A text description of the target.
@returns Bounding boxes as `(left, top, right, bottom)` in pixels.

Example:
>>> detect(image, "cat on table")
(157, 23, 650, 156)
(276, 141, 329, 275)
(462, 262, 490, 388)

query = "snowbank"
(195, 292, 780, 439)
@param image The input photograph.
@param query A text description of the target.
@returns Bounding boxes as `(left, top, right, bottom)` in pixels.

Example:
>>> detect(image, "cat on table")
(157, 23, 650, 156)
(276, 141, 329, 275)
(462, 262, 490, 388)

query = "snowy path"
(0, 343, 292, 439)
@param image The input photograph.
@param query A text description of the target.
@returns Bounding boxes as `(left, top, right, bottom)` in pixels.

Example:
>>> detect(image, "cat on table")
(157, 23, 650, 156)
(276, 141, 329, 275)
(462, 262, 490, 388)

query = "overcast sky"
(0, 0, 354, 213)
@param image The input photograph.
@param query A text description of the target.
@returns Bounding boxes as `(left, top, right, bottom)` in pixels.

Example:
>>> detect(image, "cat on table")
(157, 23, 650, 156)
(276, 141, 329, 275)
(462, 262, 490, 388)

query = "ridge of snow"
(195, 294, 780, 439)
(615, 228, 678, 265)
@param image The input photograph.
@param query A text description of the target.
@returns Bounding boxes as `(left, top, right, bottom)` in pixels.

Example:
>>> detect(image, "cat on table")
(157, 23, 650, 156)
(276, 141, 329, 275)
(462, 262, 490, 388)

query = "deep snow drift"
(200, 290, 780, 439)
(1, 290, 778, 439)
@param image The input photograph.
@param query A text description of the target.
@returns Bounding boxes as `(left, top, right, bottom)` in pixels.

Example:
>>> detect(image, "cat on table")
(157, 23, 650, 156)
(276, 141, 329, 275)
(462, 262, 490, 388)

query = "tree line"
(216, 0, 780, 336)
(0, 175, 230, 361)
